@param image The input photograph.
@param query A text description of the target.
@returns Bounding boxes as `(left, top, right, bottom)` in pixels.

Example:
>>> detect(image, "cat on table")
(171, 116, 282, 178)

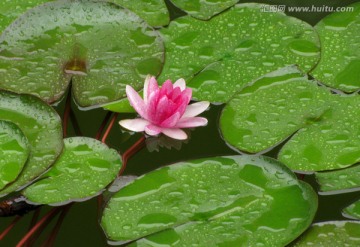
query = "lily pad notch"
(0, 0, 164, 108)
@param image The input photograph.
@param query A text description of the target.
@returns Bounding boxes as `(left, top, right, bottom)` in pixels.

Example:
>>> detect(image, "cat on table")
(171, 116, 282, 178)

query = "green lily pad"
(343, 200, 360, 220)
(0, 0, 50, 34)
(169, 0, 238, 20)
(311, 2, 360, 92)
(293, 221, 360, 246)
(0, 121, 29, 190)
(111, 0, 169, 27)
(159, 3, 320, 102)
(0, 0, 164, 108)
(23, 137, 122, 205)
(220, 66, 360, 172)
(316, 164, 360, 194)
(102, 98, 135, 113)
(101, 155, 317, 246)
(0, 91, 63, 195)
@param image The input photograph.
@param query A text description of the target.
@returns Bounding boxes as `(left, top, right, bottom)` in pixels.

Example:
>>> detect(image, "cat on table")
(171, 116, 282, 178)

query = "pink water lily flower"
(119, 76, 209, 140)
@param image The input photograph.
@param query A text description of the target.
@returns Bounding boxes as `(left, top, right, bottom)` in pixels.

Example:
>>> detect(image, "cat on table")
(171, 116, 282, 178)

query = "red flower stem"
(70, 109, 83, 136)
(24, 207, 41, 247)
(25, 212, 53, 247)
(16, 207, 62, 247)
(0, 215, 22, 240)
(28, 207, 41, 231)
(119, 136, 146, 176)
(62, 90, 72, 138)
(95, 112, 112, 140)
(41, 205, 71, 247)
(101, 113, 119, 144)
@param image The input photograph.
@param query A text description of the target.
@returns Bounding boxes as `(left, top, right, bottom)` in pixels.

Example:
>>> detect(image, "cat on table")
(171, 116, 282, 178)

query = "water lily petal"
(161, 128, 188, 140)
(143, 75, 151, 103)
(170, 87, 182, 102)
(119, 118, 149, 132)
(145, 124, 162, 136)
(144, 76, 158, 104)
(182, 101, 210, 118)
(126, 85, 147, 119)
(160, 112, 181, 128)
(146, 90, 160, 121)
(173, 78, 186, 91)
(181, 88, 192, 104)
(175, 117, 208, 128)
(160, 80, 173, 97)
(173, 94, 189, 117)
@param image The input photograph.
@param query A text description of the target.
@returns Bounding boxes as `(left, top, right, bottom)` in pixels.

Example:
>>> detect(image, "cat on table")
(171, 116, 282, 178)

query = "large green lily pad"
(316, 164, 360, 194)
(0, 0, 50, 34)
(111, 0, 169, 27)
(311, 2, 360, 92)
(159, 3, 320, 102)
(0, 91, 63, 195)
(293, 221, 360, 246)
(101, 155, 317, 246)
(23, 137, 122, 205)
(0, 0, 164, 107)
(220, 66, 360, 172)
(343, 200, 360, 220)
(169, 0, 238, 20)
(0, 120, 29, 190)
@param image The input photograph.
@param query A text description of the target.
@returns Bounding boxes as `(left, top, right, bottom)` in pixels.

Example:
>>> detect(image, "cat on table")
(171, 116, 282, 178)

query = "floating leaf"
(293, 221, 360, 246)
(101, 155, 317, 246)
(0, 0, 50, 34)
(311, 2, 360, 92)
(0, 121, 29, 190)
(316, 164, 360, 194)
(159, 3, 320, 102)
(169, 0, 238, 20)
(220, 66, 360, 172)
(23, 137, 122, 205)
(102, 98, 135, 113)
(0, 0, 164, 108)
(343, 200, 360, 220)
(0, 91, 63, 195)
(111, 0, 169, 27)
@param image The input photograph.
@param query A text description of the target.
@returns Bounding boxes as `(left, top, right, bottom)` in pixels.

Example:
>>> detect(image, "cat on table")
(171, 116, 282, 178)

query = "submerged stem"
(16, 207, 62, 247)
(95, 112, 112, 140)
(101, 113, 119, 144)
(0, 216, 22, 240)
(119, 136, 146, 176)
(41, 205, 71, 247)
(25, 207, 41, 247)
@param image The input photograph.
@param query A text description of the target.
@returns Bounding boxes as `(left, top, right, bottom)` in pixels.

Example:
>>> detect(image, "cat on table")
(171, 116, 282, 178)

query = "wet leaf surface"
(316, 164, 360, 194)
(293, 221, 360, 246)
(343, 200, 360, 220)
(220, 66, 360, 172)
(0, 0, 49, 34)
(0, 121, 29, 190)
(159, 3, 320, 102)
(0, 0, 164, 107)
(169, 0, 238, 20)
(111, 0, 169, 27)
(102, 98, 135, 113)
(0, 91, 63, 196)
(23, 137, 122, 205)
(101, 155, 317, 246)
(311, 2, 360, 92)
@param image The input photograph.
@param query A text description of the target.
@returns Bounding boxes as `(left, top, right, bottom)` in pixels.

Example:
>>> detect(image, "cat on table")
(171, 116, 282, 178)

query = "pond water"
(1, 0, 360, 246)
